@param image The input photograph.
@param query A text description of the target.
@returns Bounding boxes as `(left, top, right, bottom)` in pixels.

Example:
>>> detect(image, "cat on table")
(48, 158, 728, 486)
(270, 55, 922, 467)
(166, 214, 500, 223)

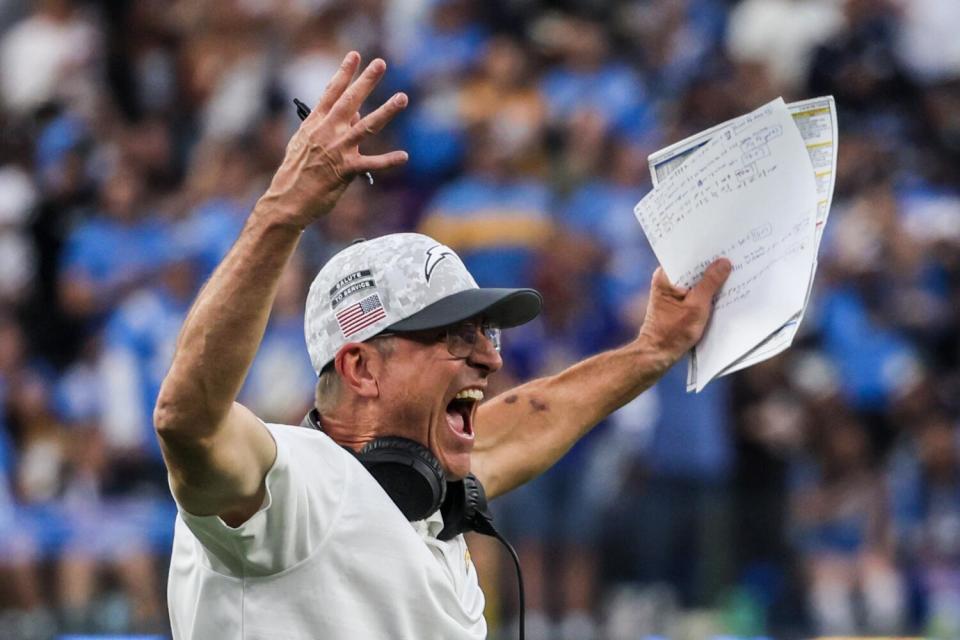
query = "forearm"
(149, 54, 407, 523)
(156, 53, 408, 443)
(473, 334, 675, 498)
(155, 200, 302, 438)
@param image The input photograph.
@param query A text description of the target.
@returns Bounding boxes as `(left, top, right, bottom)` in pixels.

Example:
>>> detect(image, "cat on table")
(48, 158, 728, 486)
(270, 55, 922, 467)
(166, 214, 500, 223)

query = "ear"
(334, 343, 382, 399)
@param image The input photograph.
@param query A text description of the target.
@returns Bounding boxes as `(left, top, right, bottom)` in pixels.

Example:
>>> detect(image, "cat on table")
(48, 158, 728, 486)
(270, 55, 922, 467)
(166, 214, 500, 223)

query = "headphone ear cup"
(358, 437, 446, 522)
(438, 473, 494, 541)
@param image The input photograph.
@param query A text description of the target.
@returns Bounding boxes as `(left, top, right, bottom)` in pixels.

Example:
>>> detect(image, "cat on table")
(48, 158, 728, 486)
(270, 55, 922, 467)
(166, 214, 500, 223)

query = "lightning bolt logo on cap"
(424, 244, 456, 282)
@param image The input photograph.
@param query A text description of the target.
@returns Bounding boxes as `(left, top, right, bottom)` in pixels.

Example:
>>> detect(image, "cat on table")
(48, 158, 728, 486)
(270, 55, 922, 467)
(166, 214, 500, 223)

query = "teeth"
(454, 389, 484, 402)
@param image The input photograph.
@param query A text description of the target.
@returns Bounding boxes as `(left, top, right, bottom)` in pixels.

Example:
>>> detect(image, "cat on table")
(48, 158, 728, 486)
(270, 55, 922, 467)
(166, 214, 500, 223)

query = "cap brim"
(387, 288, 542, 331)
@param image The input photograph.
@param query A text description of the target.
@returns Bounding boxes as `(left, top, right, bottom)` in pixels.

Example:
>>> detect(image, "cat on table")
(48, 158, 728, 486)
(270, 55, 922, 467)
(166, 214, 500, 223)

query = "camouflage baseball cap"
(304, 233, 542, 374)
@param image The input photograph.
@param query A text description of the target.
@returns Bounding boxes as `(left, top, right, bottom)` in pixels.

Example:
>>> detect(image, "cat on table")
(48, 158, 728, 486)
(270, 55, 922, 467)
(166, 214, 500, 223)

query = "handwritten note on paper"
(647, 97, 838, 390)
(634, 98, 819, 391)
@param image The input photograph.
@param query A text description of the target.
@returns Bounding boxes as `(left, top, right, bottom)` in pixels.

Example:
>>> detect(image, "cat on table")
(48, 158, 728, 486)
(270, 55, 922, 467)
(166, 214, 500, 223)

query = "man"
(154, 53, 731, 639)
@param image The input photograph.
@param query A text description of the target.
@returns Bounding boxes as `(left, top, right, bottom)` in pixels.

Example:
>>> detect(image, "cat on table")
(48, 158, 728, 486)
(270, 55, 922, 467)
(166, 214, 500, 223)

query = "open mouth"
(445, 388, 483, 438)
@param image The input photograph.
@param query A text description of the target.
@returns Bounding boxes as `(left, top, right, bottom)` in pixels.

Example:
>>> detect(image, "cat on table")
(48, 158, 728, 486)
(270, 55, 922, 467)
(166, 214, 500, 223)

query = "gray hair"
(314, 337, 397, 415)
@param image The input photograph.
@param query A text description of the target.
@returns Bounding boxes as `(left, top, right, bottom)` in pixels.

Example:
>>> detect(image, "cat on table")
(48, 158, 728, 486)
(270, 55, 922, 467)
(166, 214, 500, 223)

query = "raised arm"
(153, 53, 408, 524)
(471, 259, 731, 499)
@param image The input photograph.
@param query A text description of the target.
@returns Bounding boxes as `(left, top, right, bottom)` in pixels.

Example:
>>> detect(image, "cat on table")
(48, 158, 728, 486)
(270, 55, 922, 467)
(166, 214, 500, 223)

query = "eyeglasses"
(377, 319, 501, 359)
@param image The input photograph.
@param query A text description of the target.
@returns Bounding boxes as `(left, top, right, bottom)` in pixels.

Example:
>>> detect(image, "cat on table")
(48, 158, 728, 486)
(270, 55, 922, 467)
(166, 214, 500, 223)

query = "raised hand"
(262, 52, 409, 228)
(638, 258, 732, 362)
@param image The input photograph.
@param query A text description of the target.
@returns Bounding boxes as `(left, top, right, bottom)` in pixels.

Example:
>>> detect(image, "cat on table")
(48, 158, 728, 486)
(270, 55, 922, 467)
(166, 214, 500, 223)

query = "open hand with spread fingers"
(262, 52, 409, 229)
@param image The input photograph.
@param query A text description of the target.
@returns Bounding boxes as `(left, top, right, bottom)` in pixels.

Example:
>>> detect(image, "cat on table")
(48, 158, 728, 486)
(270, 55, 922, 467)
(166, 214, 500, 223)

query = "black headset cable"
(469, 511, 525, 640)
(493, 527, 525, 640)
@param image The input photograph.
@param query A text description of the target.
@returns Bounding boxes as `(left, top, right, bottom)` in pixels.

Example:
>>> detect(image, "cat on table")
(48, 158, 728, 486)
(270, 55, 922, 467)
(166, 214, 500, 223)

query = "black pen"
(294, 98, 374, 186)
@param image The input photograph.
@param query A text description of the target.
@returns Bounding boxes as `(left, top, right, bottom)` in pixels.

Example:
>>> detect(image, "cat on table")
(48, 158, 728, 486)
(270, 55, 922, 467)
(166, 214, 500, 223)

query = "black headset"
(302, 409, 495, 541)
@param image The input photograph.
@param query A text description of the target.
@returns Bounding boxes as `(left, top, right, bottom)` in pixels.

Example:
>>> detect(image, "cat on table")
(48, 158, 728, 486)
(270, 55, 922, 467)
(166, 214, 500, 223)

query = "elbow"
(153, 387, 185, 440)
(153, 376, 201, 441)
(153, 378, 224, 445)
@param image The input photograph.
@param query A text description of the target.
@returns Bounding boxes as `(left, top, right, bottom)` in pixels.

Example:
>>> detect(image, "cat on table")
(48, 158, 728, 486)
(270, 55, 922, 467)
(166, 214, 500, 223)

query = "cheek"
(382, 367, 445, 437)
(387, 386, 431, 433)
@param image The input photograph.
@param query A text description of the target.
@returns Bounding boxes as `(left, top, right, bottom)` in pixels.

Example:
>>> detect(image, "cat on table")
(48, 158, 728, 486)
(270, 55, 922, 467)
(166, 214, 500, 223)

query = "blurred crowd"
(1, 0, 960, 638)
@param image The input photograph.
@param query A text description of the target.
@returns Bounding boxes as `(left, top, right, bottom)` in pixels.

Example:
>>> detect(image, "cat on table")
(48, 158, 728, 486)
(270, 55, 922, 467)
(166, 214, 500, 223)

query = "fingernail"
(394, 93, 408, 107)
(372, 58, 386, 71)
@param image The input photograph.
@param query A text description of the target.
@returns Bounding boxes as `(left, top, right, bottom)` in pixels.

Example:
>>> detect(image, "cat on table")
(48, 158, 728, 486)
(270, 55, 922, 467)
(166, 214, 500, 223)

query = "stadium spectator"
(806, 0, 918, 125)
(97, 253, 194, 465)
(559, 139, 658, 323)
(419, 127, 553, 288)
(895, 0, 960, 84)
(394, 0, 489, 91)
(620, 0, 728, 98)
(175, 137, 265, 281)
(726, 0, 842, 94)
(54, 393, 165, 635)
(0, 316, 51, 638)
(458, 36, 548, 176)
(278, 14, 350, 124)
(0, 0, 100, 116)
(790, 413, 905, 635)
(538, 17, 652, 137)
(392, 0, 490, 182)
(890, 413, 960, 637)
(57, 164, 170, 327)
(599, 363, 734, 607)
(298, 181, 393, 276)
(0, 155, 37, 306)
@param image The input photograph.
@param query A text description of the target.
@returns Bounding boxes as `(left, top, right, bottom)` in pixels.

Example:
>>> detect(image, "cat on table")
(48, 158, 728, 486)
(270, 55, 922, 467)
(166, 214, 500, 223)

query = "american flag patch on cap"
(335, 293, 387, 338)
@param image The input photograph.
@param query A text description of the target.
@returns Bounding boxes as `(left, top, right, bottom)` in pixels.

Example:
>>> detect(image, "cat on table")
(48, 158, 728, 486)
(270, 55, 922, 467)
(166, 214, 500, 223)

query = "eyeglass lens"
(446, 321, 501, 358)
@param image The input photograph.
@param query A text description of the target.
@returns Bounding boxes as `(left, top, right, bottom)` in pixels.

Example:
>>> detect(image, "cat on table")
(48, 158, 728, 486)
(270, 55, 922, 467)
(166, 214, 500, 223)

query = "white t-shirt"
(167, 422, 487, 639)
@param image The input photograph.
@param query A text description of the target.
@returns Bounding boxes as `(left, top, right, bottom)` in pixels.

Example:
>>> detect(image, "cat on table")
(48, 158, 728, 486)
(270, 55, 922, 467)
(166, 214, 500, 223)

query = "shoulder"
(263, 422, 354, 471)
(264, 421, 338, 446)
(172, 422, 358, 577)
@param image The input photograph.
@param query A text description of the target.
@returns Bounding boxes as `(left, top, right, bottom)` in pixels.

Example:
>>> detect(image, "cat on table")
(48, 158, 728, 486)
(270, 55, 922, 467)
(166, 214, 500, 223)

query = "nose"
(467, 331, 502, 373)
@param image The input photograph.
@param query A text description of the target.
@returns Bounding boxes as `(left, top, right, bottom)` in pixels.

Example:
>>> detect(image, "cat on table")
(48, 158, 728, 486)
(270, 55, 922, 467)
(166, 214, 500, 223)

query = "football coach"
(154, 52, 731, 639)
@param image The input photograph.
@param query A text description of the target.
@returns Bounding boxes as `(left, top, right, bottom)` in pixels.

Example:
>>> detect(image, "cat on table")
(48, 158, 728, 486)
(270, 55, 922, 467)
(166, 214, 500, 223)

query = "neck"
(316, 410, 377, 452)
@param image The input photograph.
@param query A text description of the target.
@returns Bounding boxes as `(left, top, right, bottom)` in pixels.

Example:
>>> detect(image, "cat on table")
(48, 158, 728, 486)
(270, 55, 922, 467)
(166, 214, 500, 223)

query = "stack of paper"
(634, 96, 838, 392)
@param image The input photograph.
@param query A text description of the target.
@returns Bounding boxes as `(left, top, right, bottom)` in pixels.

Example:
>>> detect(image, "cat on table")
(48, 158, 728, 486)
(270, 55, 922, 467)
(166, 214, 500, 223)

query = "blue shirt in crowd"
(241, 314, 317, 423)
(99, 287, 190, 459)
(60, 214, 171, 294)
(818, 287, 918, 412)
(645, 364, 732, 482)
(541, 62, 653, 135)
(561, 179, 657, 315)
(420, 176, 553, 288)
(175, 196, 252, 281)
